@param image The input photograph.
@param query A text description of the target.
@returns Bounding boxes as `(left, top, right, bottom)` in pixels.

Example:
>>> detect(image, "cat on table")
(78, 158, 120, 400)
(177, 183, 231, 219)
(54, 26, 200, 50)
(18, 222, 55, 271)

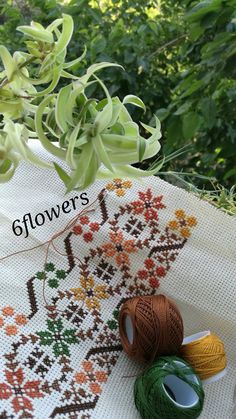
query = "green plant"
(159, 0, 236, 187)
(0, 0, 235, 210)
(0, 13, 164, 190)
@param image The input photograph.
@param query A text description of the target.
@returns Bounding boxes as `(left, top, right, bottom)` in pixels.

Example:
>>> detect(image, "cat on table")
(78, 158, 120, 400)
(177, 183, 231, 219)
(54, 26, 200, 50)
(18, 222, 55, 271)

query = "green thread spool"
(134, 356, 204, 419)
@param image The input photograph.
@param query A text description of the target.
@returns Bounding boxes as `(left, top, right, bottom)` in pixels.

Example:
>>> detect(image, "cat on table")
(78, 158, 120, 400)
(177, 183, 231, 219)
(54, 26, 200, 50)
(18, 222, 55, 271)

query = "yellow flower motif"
(116, 188, 125, 197)
(71, 276, 108, 311)
(168, 220, 179, 230)
(175, 209, 186, 219)
(106, 178, 132, 197)
(186, 216, 197, 227)
(180, 227, 191, 238)
(168, 209, 197, 238)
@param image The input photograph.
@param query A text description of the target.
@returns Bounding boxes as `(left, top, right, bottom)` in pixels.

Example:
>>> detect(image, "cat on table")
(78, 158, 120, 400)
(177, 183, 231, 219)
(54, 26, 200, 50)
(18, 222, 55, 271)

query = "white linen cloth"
(0, 141, 235, 419)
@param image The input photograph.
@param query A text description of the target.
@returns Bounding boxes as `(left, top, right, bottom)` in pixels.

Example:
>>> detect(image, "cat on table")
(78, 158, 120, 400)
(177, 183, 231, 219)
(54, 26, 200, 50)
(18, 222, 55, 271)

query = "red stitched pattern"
(137, 258, 167, 288)
(129, 188, 166, 221)
(0, 184, 198, 418)
(73, 215, 100, 242)
(0, 368, 44, 415)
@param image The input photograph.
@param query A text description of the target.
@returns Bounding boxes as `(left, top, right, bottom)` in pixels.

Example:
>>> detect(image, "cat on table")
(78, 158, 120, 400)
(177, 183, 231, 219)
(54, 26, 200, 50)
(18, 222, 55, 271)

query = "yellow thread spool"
(180, 331, 227, 383)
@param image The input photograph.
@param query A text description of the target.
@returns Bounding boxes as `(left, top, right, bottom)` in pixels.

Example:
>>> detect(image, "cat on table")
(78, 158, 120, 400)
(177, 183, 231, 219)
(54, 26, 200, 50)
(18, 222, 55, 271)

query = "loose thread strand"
(0, 188, 108, 315)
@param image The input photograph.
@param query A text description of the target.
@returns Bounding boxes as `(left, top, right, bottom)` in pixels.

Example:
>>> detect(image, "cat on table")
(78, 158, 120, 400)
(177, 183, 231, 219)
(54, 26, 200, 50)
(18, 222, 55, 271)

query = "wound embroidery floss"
(134, 356, 204, 419)
(119, 295, 184, 363)
(180, 331, 227, 383)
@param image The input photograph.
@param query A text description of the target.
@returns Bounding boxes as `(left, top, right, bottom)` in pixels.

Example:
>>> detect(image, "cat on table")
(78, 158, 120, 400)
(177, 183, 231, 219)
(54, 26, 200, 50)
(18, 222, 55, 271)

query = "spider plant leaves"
(92, 133, 114, 173)
(81, 152, 99, 190)
(122, 121, 138, 137)
(39, 70, 162, 188)
(61, 70, 79, 79)
(0, 159, 17, 183)
(0, 46, 17, 80)
(35, 94, 66, 159)
(97, 158, 164, 179)
(76, 62, 123, 88)
(55, 84, 72, 132)
(53, 162, 71, 187)
(0, 14, 164, 187)
(54, 14, 74, 55)
(25, 41, 42, 58)
(101, 134, 137, 151)
(19, 69, 52, 86)
(0, 99, 23, 119)
(63, 46, 87, 69)
(2, 120, 51, 172)
(141, 115, 161, 138)
(123, 95, 146, 111)
(138, 136, 147, 161)
(33, 66, 61, 97)
(46, 18, 63, 33)
(17, 21, 54, 44)
(66, 121, 81, 169)
(142, 116, 162, 158)
(66, 142, 94, 192)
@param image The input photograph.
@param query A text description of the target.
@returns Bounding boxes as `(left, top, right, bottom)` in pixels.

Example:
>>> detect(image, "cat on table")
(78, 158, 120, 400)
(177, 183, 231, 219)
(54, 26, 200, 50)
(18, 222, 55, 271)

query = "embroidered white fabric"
(0, 141, 235, 419)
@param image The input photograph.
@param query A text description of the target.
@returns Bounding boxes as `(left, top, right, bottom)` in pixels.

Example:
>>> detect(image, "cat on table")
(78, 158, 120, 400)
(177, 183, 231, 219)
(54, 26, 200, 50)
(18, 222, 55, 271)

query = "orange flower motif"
(168, 209, 197, 239)
(0, 306, 28, 336)
(75, 360, 108, 395)
(74, 372, 86, 384)
(106, 178, 132, 197)
(15, 315, 28, 326)
(2, 306, 14, 316)
(90, 383, 102, 394)
(71, 276, 108, 311)
(95, 371, 107, 383)
(102, 230, 137, 267)
(5, 325, 18, 336)
(83, 361, 93, 373)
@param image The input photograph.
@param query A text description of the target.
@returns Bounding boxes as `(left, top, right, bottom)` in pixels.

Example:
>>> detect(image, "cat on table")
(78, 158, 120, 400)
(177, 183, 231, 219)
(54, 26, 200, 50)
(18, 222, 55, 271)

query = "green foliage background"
(0, 0, 236, 188)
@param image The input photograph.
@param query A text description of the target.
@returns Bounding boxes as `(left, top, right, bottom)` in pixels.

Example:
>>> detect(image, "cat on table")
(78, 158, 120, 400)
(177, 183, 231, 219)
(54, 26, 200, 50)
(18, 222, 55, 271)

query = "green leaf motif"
(63, 329, 78, 344)
(36, 271, 46, 280)
(56, 269, 67, 279)
(53, 341, 70, 357)
(37, 331, 53, 346)
(45, 263, 55, 272)
(107, 320, 118, 330)
(47, 319, 63, 333)
(37, 318, 79, 358)
(48, 278, 59, 288)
